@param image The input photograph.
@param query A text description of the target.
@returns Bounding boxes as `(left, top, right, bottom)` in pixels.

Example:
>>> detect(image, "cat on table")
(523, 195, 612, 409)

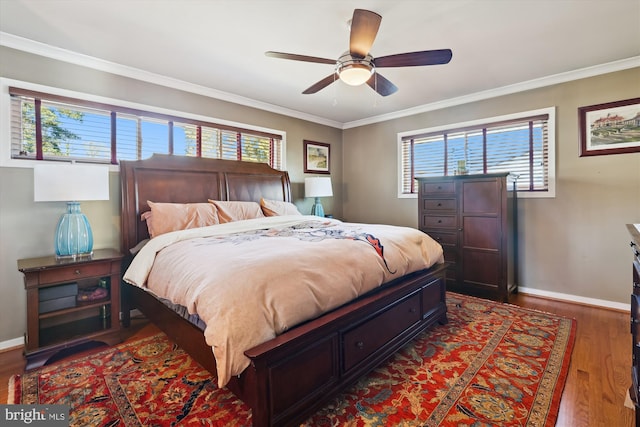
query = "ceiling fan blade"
(366, 73, 398, 97)
(374, 49, 453, 68)
(302, 73, 339, 94)
(265, 51, 336, 65)
(349, 9, 382, 58)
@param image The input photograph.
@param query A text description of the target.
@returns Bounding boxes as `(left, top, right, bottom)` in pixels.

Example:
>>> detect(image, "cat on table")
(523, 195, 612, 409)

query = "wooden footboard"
(119, 155, 448, 426)
(123, 263, 447, 426)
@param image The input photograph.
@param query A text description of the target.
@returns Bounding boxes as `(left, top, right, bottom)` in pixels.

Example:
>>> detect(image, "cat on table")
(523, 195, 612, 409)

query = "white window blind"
(9, 87, 284, 170)
(400, 108, 554, 195)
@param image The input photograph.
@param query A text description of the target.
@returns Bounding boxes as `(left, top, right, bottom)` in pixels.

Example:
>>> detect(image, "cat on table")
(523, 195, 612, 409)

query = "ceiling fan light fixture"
(336, 53, 374, 86)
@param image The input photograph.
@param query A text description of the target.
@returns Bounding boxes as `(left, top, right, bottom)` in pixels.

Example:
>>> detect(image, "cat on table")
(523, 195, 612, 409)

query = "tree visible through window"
(9, 87, 284, 170)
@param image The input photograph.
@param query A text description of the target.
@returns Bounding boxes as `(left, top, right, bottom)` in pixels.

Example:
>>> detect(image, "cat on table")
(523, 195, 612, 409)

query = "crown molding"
(0, 32, 343, 129)
(343, 56, 640, 129)
(2, 32, 638, 131)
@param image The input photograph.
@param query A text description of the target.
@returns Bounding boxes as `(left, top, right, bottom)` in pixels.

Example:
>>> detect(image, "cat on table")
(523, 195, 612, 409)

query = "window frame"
(397, 107, 556, 198)
(0, 78, 287, 171)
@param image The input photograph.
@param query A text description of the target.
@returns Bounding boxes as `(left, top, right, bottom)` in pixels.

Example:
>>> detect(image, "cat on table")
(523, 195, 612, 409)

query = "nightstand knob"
(355, 341, 364, 350)
(74, 269, 81, 275)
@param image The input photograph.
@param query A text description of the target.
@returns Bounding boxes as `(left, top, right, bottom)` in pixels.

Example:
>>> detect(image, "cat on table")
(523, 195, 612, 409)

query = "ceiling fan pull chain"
(373, 74, 378, 108)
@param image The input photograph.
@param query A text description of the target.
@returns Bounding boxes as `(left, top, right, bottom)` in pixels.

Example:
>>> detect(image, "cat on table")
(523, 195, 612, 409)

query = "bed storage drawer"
(342, 292, 421, 372)
(422, 278, 445, 318)
(268, 335, 339, 419)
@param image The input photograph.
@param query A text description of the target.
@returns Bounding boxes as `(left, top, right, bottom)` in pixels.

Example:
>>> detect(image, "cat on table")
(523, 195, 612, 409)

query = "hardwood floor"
(0, 295, 635, 426)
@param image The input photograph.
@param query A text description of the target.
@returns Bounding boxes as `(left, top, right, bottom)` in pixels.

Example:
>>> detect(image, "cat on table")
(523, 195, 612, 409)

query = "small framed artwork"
(304, 140, 330, 174)
(579, 97, 640, 157)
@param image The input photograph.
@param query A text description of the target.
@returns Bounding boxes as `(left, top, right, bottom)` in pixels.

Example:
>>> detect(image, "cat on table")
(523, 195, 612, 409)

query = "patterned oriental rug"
(8, 293, 575, 426)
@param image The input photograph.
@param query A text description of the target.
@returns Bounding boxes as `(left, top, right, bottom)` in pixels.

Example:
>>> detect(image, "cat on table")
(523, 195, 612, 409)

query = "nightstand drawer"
(39, 262, 112, 284)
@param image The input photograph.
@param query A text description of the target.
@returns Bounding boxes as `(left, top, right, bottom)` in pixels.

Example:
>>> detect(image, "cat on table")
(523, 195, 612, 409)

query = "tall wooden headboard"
(120, 154, 291, 256)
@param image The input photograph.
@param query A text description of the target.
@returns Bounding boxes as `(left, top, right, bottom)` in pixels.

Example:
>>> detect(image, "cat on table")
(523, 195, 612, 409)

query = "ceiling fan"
(265, 9, 453, 96)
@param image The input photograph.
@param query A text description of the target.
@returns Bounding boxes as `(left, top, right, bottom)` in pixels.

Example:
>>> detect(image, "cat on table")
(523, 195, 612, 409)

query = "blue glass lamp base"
(311, 197, 325, 217)
(55, 201, 94, 259)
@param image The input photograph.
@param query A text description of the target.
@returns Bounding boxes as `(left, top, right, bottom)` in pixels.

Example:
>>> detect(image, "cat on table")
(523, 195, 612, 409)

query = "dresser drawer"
(39, 262, 112, 284)
(423, 215, 457, 228)
(425, 230, 457, 246)
(421, 181, 455, 195)
(423, 198, 457, 211)
(343, 292, 420, 372)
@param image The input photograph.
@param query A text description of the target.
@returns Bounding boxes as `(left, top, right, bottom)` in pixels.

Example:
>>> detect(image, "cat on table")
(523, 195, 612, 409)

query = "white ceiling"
(1, 0, 639, 128)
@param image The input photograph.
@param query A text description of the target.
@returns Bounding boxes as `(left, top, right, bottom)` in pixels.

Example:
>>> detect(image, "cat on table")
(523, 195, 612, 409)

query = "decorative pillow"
(208, 200, 265, 223)
(142, 201, 219, 238)
(260, 198, 302, 216)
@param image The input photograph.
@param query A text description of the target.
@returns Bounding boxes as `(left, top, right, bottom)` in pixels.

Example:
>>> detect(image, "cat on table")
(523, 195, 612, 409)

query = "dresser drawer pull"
(634, 282, 640, 289)
(632, 318, 640, 325)
(355, 341, 364, 350)
(437, 202, 442, 207)
(409, 307, 417, 314)
(632, 241, 637, 248)
(437, 219, 442, 223)
(75, 269, 81, 275)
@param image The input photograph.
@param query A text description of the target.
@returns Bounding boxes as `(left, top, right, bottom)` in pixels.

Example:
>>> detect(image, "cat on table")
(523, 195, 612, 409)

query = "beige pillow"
(142, 201, 219, 238)
(260, 198, 302, 216)
(209, 200, 265, 223)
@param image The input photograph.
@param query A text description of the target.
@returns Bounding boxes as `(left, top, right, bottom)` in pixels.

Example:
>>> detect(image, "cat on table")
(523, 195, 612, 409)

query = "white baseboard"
(0, 337, 24, 353)
(518, 286, 630, 312)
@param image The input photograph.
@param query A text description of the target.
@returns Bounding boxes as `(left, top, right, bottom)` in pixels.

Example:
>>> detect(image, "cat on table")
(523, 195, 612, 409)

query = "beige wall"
(0, 47, 343, 342)
(343, 67, 640, 305)
(1, 45, 637, 345)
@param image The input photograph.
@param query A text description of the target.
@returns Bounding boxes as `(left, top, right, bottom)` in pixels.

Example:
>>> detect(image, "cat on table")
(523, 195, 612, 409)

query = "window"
(398, 107, 555, 197)
(9, 87, 284, 169)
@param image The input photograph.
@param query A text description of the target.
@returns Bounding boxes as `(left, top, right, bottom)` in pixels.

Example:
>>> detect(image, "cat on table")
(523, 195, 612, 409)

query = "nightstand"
(18, 248, 123, 370)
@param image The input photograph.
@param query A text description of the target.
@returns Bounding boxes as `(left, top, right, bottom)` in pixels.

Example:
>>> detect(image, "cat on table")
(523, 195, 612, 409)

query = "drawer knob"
(437, 203, 442, 207)
(437, 220, 442, 223)
(632, 241, 637, 248)
(74, 269, 81, 275)
(355, 341, 364, 350)
(409, 307, 417, 314)
(634, 282, 640, 289)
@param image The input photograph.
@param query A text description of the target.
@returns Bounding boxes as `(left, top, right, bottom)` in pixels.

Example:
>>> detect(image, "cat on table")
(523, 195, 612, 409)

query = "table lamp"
(34, 163, 109, 259)
(304, 177, 333, 217)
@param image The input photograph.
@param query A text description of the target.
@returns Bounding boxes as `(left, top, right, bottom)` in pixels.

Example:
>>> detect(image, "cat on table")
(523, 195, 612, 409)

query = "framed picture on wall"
(579, 97, 640, 157)
(304, 140, 330, 174)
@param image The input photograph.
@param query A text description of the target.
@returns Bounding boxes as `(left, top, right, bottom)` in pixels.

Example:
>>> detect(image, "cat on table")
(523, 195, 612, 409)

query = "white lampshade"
(34, 163, 109, 259)
(305, 177, 333, 198)
(34, 163, 109, 202)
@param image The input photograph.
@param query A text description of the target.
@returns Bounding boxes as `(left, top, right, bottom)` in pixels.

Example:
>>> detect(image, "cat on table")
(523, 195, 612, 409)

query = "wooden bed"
(119, 154, 448, 426)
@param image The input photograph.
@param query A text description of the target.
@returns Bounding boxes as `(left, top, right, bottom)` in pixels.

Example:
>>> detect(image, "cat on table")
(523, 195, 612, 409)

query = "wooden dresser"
(417, 173, 518, 302)
(628, 224, 640, 426)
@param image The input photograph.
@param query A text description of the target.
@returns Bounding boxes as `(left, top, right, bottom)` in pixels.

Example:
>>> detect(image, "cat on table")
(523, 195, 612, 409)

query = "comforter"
(124, 215, 444, 387)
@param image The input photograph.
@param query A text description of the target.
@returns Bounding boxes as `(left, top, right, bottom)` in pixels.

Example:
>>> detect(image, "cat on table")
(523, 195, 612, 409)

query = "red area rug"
(8, 293, 575, 426)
